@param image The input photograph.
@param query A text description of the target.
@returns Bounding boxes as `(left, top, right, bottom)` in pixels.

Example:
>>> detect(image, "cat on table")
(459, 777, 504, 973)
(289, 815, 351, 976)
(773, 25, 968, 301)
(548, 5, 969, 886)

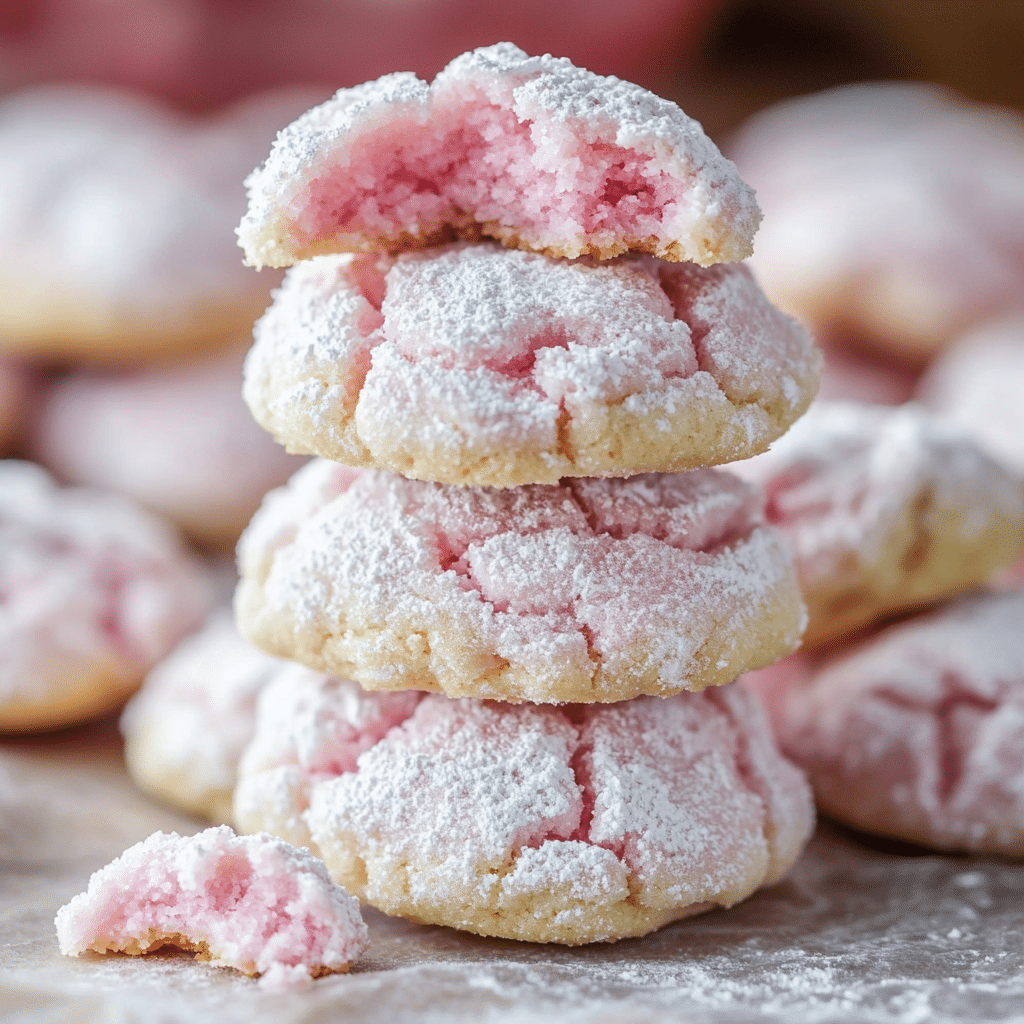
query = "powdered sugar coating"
(55, 826, 368, 985)
(30, 344, 307, 548)
(235, 460, 806, 703)
(731, 402, 1024, 647)
(245, 244, 819, 487)
(262, 683, 815, 944)
(731, 82, 1024, 362)
(745, 589, 1024, 855)
(0, 461, 214, 732)
(233, 665, 424, 848)
(239, 43, 760, 268)
(0, 84, 321, 360)
(121, 611, 284, 823)
(917, 314, 1024, 478)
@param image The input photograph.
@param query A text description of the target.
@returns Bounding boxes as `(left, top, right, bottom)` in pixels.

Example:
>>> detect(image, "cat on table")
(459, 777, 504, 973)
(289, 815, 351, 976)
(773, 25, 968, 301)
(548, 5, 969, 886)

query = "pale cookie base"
(235, 463, 807, 704)
(732, 402, 1024, 648)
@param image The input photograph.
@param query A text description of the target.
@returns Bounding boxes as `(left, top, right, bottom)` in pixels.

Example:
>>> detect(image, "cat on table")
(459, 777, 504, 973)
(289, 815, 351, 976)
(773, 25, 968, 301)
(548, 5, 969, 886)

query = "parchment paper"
(2, 716, 1023, 1024)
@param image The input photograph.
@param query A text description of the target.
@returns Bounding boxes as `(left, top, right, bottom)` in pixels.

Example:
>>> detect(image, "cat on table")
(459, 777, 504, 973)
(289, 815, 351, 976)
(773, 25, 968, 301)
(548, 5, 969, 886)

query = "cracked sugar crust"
(244, 245, 819, 487)
(0, 461, 214, 733)
(744, 589, 1024, 856)
(55, 826, 368, 986)
(238, 42, 760, 269)
(730, 402, 1024, 648)
(729, 82, 1024, 363)
(121, 610, 285, 824)
(234, 680, 814, 945)
(234, 460, 807, 704)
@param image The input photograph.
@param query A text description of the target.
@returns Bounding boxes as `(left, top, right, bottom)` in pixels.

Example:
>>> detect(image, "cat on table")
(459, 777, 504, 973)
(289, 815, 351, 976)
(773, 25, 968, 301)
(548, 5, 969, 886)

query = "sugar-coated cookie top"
(735, 401, 1024, 583)
(239, 43, 760, 267)
(55, 826, 368, 988)
(730, 82, 1024, 358)
(0, 461, 213, 715)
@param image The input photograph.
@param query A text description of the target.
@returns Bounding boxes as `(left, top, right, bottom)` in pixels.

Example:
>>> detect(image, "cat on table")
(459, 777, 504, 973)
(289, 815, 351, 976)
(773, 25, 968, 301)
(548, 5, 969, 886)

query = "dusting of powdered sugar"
(239, 43, 759, 268)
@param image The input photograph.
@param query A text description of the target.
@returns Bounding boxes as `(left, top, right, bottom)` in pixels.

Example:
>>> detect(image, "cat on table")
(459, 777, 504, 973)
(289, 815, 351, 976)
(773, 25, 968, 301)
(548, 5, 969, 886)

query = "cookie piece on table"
(0, 461, 213, 732)
(234, 678, 812, 945)
(55, 826, 368, 988)
(731, 402, 1024, 648)
(245, 244, 819, 487)
(30, 344, 307, 548)
(0, 84, 322, 362)
(235, 460, 806, 703)
(238, 43, 760, 268)
(744, 589, 1024, 856)
(121, 611, 284, 823)
(730, 82, 1024, 364)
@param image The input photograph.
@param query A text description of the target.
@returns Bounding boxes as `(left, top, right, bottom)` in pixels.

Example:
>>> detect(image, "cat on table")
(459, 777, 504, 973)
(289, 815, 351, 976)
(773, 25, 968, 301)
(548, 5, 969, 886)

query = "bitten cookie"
(0, 84, 321, 361)
(234, 675, 813, 944)
(30, 344, 307, 548)
(729, 82, 1024, 363)
(238, 42, 760, 268)
(55, 826, 368, 987)
(235, 460, 806, 703)
(0, 461, 213, 732)
(731, 402, 1024, 647)
(745, 589, 1024, 855)
(244, 244, 819, 487)
(121, 611, 284, 823)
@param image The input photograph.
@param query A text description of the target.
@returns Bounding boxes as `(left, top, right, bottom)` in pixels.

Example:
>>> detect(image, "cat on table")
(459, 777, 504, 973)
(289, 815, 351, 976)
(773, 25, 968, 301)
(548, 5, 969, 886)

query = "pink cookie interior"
(55, 826, 368, 982)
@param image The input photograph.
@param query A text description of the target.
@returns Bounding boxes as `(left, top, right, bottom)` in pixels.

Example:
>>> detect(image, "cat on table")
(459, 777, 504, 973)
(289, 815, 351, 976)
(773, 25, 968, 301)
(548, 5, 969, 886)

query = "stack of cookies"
(228, 44, 823, 944)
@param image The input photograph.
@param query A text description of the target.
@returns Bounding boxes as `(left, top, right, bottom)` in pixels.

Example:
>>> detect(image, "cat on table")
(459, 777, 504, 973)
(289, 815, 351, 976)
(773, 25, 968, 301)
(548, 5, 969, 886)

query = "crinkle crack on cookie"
(245, 245, 819, 487)
(0, 461, 213, 733)
(55, 826, 368, 988)
(238, 43, 760, 268)
(732, 402, 1024, 647)
(234, 677, 813, 944)
(235, 461, 806, 703)
(745, 590, 1024, 855)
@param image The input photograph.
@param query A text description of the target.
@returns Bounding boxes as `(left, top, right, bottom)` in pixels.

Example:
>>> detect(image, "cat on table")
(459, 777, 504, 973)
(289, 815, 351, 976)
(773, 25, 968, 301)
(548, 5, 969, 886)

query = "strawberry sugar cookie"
(245, 244, 819, 487)
(238, 43, 761, 269)
(731, 402, 1024, 647)
(55, 826, 368, 988)
(0, 84, 323, 362)
(30, 344, 307, 548)
(745, 589, 1024, 855)
(121, 611, 284, 823)
(235, 460, 806, 704)
(730, 83, 1024, 364)
(0, 461, 213, 732)
(233, 675, 813, 944)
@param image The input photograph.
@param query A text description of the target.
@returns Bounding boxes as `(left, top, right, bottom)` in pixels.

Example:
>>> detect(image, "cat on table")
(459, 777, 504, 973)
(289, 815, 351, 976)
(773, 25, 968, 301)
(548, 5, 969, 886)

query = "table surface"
(2, 716, 1023, 1024)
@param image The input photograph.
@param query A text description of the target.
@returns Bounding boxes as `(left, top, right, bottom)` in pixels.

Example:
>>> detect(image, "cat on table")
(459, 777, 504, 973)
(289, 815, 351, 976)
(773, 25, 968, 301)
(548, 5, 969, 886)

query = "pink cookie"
(234, 675, 813, 944)
(745, 589, 1024, 855)
(730, 83, 1024, 363)
(238, 43, 761, 269)
(917, 314, 1024, 478)
(235, 460, 806, 703)
(121, 611, 284, 823)
(731, 402, 1024, 647)
(55, 826, 368, 987)
(0, 84, 323, 362)
(233, 665, 425, 849)
(245, 244, 819, 487)
(30, 344, 307, 548)
(0, 356, 35, 453)
(0, 461, 213, 732)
